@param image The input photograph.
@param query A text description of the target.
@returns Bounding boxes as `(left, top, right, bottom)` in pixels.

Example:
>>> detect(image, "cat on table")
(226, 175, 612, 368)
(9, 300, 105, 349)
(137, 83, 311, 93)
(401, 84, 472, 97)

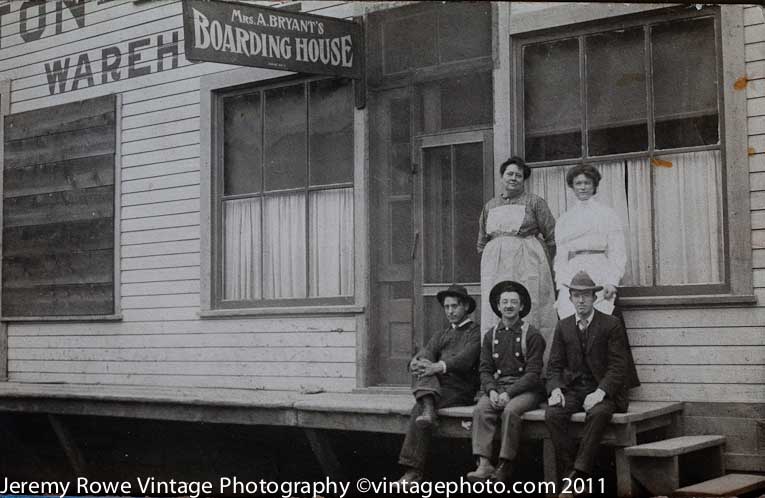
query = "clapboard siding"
(122, 240, 200, 259)
(122, 212, 200, 232)
(10, 348, 354, 363)
(121, 157, 198, 181)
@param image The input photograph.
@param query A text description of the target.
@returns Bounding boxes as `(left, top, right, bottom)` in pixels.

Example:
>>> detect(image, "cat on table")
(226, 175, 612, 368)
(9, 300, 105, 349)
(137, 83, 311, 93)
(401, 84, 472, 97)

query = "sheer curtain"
(652, 150, 723, 284)
(264, 192, 307, 298)
(527, 165, 568, 218)
(310, 188, 354, 296)
(223, 198, 262, 300)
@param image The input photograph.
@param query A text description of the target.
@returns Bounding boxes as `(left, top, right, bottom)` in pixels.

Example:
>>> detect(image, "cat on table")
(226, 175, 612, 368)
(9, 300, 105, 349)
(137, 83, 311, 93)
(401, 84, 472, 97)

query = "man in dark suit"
(545, 271, 640, 489)
(397, 284, 481, 484)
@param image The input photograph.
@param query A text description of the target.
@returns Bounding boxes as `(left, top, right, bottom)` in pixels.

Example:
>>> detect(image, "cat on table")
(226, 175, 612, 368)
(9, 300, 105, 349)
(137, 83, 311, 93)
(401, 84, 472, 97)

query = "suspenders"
(490, 322, 529, 360)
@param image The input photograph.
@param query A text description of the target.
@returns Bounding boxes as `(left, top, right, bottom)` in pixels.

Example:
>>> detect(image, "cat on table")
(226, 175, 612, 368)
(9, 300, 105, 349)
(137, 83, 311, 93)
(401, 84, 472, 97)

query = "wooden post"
(48, 414, 87, 476)
(304, 428, 345, 482)
(614, 447, 638, 498)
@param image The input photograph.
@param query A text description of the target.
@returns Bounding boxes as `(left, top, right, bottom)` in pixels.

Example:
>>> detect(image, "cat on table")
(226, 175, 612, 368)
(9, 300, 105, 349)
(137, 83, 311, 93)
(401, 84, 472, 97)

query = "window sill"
(200, 305, 365, 318)
(619, 294, 758, 308)
(0, 314, 123, 322)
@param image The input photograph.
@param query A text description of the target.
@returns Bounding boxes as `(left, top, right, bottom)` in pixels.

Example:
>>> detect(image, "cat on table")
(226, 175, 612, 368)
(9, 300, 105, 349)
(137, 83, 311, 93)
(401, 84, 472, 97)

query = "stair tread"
(625, 435, 725, 457)
(674, 473, 765, 497)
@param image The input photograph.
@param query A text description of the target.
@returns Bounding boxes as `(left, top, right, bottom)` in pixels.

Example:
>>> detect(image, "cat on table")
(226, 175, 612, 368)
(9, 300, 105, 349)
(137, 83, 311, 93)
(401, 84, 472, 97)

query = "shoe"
(491, 459, 514, 483)
(397, 468, 423, 484)
(466, 461, 495, 482)
(415, 396, 436, 429)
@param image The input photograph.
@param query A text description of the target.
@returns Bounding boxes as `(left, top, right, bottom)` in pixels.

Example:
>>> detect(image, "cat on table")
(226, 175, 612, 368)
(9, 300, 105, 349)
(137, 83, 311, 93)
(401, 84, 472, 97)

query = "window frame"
(510, 5, 754, 306)
(200, 69, 363, 316)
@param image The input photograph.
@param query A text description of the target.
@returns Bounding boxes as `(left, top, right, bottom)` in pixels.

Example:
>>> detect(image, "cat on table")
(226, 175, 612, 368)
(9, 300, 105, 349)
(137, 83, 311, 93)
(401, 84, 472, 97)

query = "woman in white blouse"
(554, 164, 627, 319)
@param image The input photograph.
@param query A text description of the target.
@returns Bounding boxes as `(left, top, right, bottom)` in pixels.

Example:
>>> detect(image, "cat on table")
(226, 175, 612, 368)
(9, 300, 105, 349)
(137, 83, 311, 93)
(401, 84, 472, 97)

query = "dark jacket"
(416, 320, 481, 395)
(546, 310, 639, 409)
(479, 320, 545, 398)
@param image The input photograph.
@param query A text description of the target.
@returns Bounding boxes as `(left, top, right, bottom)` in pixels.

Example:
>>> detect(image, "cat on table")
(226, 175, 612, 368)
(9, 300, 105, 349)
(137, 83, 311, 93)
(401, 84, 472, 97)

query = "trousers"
(472, 391, 540, 461)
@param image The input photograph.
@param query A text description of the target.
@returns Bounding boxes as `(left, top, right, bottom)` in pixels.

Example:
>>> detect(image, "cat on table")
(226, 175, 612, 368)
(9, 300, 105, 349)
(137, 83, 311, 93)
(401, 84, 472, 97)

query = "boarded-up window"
(2, 95, 116, 317)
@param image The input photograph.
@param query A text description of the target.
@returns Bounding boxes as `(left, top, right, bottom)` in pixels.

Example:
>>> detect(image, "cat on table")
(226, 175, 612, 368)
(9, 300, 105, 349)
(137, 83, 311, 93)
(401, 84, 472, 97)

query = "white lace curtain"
(223, 188, 354, 300)
(527, 150, 723, 287)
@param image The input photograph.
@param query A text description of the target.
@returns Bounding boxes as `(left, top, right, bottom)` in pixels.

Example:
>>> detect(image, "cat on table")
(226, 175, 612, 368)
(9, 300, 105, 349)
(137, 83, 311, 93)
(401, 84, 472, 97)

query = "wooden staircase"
(625, 435, 765, 497)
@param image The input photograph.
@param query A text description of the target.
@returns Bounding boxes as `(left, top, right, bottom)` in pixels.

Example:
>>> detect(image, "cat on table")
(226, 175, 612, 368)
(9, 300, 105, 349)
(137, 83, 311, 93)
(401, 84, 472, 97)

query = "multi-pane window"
(517, 12, 725, 295)
(217, 78, 354, 306)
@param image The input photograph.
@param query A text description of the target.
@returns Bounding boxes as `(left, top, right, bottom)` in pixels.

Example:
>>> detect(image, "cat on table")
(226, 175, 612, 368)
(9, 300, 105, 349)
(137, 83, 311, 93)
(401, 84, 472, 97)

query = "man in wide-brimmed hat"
(467, 280, 546, 483)
(397, 283, 481, 484)
(545, 271, 640, 496)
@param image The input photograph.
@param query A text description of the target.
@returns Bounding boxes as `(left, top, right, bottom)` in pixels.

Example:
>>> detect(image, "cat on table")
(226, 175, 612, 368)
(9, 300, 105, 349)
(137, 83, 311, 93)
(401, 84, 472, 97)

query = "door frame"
(412, 128, 494, 350)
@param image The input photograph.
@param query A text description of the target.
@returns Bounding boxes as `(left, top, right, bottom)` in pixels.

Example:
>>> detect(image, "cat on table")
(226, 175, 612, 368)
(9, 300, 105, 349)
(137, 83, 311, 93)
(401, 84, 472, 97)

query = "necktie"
(578, 318, 589, 347)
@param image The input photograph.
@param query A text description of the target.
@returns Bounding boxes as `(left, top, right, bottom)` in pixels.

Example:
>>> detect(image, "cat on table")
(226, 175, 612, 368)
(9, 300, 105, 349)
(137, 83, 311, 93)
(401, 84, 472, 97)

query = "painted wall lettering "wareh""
(44, 31, 180, 95)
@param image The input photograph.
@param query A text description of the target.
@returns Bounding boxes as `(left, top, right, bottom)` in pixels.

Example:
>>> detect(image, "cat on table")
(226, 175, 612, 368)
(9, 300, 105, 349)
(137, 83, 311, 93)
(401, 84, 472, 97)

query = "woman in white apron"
(477, 157, 557, 365)
(554, 164, 627, 319)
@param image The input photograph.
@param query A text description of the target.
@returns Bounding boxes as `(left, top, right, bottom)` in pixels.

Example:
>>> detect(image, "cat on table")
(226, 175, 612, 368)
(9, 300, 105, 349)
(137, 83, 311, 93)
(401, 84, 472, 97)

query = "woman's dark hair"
(499, 156, 531, 179)
(566, 164, 601, 194)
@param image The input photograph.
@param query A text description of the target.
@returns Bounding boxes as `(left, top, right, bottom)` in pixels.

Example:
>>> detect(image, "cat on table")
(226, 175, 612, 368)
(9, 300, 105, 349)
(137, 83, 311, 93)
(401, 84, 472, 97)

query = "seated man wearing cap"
(468, 280, 546, 483)
(545, 271, 639, 493)
(397, 284, 481, 484)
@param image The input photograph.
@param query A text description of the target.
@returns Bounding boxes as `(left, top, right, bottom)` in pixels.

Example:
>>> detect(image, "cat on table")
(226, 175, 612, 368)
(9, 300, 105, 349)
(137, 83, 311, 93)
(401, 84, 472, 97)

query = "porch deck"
(0, 382, 683, 496)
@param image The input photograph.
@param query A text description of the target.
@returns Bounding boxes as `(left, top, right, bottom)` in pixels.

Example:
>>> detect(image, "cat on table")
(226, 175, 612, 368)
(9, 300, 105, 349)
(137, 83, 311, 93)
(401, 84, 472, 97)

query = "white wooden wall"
(2, 0, 358, 392)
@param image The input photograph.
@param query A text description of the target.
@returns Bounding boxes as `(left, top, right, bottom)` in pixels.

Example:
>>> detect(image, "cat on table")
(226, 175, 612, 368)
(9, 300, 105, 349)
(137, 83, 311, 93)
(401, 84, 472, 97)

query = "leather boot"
(415, 395, 436, 429)
(492, 459, 514, 483)
(467, 457, 495, 482)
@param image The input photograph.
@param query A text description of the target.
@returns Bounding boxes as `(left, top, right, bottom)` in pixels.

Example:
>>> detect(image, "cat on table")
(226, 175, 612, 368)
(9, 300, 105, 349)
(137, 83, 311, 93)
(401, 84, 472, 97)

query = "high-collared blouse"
(477, 190, 556, 255)
(553, 198, 627, 289)
(479, 319, 545, 398)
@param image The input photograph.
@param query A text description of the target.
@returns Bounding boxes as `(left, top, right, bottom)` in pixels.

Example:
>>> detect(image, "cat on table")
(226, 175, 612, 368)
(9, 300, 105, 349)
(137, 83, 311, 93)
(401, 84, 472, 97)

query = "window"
(214, 77, 354, 307)
(1, 94, 118, 317)
(515, 9, 734, 297)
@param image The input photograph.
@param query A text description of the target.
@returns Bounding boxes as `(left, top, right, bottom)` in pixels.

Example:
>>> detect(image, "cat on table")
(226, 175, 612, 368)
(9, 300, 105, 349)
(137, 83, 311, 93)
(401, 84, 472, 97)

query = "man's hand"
(497, 392, 510, 408)
(548, 388, 565, 407)
(409, 357, 423, 372)
(603, 284, 617, 300)
(417, 360, 443, 378)
(489, 390, 500, 409)
(583, 389, 606, 412)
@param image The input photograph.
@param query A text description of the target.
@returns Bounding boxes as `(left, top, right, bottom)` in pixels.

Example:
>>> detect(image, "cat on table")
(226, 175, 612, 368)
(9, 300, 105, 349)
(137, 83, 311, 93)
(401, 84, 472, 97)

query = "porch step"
(624, 435, 726, 457)
(674, 473, 765, 497)
(625, 435, 726, 496)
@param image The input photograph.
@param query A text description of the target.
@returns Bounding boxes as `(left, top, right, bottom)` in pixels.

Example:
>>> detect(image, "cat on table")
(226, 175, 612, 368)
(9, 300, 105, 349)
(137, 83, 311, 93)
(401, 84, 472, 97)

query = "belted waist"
(489, 231, 532, 240)
(568, 249, 606, 260)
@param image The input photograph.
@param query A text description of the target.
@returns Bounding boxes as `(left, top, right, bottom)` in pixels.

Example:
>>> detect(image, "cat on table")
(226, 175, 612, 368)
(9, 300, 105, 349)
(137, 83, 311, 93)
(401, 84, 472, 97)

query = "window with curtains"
(515, 11, 728, 296)
(215, 78, 354, 307)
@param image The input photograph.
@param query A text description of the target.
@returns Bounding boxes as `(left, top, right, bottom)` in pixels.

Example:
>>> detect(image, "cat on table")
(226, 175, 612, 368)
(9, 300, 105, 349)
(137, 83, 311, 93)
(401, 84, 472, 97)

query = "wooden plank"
(8, 372, 357, 392)
(123, 105, 199, 131)
(747, 96, 765, 117)
(3, 250, 113, 288)
(684, 415, 760, 454)
(744, 6, 765, 27)
(748, 113, 765, 133)
(121, 131, 199, 156)
(121, 279, 200, 296)
(122, 118, 200, 144)
(753, 212, 765, 230)
(122, 91, 200, 118)
(122, 171, 199, 194)
(746, 22, 765, 43)
(683, 401, 765, 419)
(47, 414, 87, 476)
(121, 293, 199, 309)
(121, 226, 200, 245)
(121, 76, 203, 106)
(631, 383, 765, 403)
(122, 201, 199, 221)
(9, 360, 355, 378)
(636, 365, 765, 384)
(753, 228, 765, 248)
(121, 185, 198, 207)
(746, 41, 765, 63)
(10, 346, 356, 362)
(751, 152, 765, 172)
(5, 125, 115, 169)
(632, 346, 765, 365)
(752, 191, 765, 210)
(628, 327, 765, 346)
(121, 307, 199, 321)
(726, 453, 765, 472)
(624, 435, 725, 457)
(749, 133, 765, 152)
(121, 239, 199, 259)
(121, 157, 198, 181)
(3, 218, 113, 257)
(747, 59, 765, 80)
(674, 473, 765, 497)
(624, 307, 765, 328)
(8, 316, 356, 336)
(4, 154, 114, 198)
(2, 283, 113, 317)
(120, 252, 200, 271)
(752, 171, 765, 191)
(121, 266, 200, 284)
(5, 95, 115, 141)
(121, 144, 199, 168)
(3, 186, 113, 228)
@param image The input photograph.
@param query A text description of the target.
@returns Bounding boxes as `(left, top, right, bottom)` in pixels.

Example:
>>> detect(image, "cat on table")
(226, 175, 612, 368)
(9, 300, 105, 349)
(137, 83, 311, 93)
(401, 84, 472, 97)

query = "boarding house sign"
(182, 0, 363, 79)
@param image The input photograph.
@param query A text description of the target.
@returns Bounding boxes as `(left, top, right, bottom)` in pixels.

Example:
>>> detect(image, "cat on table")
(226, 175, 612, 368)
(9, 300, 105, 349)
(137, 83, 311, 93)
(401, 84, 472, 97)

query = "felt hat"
(436, 284, 476, 315)
(489, 280, 531, 318)
(563, 270, 604, 292)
